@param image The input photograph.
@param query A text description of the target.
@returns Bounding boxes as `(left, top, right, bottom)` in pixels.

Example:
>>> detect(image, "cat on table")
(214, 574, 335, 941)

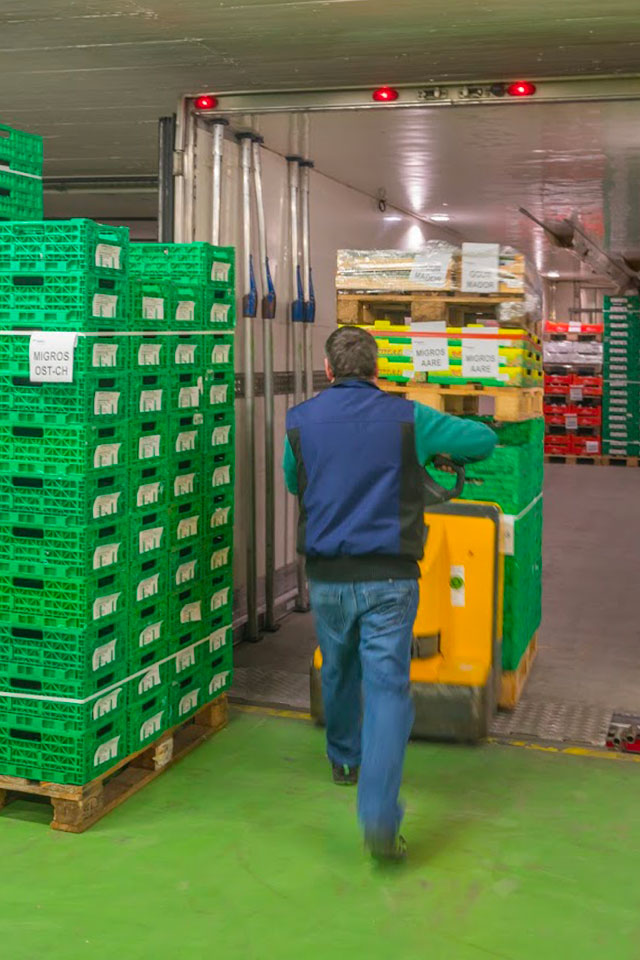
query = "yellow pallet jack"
(309, 458, 503, 742)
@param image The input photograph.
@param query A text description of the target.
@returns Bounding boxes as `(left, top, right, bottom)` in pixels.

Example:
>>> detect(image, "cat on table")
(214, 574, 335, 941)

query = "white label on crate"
(211, 547, 230, 570)
(212, 260, 230, 282)
(94, 736, 120, 768)
(210, 587, 230, 611)
(177, 515, 199, 540)
(176, 560, 197, 585)
(139, 526, 164, 554)
(210, 425, 231, 448)
(180, 601, 202, 624)
(209, 672, 230, 696)
(93, 491, 121, 519)
(137, 481, 161, 508)
(408, 248, 452, 289)
(139, 665, 161, 694)
(94, 391, 120, 416)
(211, 506, 230, 528)
(95, 243, 122, 270)
(175, 430, 197, 453)
(176, 300, 196, 322)
(179, 689, 200, 717)
(93, 542, 120, 570)
(212, 465, 231, 487)
(93, 342, 118, 368)
(94, 443, 121, 468)
(139, 435, 161, 460)
(569, 386, 583, 401)
(209, 383, 230, 406)
(585, 439, 600, 454)
(500, 516, 515, 557)
(461, 242, 499, 293)
(462, 339, 499, 379)
(450, 564, 466, 607)
(137, 573, 160, 601)
(564, 414, 578, 430)
(143, 296, 165, 321)
(207, 627, 229, 652)
(212, 344, 231, 365)
(176, 645, 197, 673)
(139, 389, 163, 413)
(139, 621, 163, 648)
(92, 293, 118, 319)
(138, 343, 162, 367)
(211, 303, 230, 324)
(568, 321, 582, 333)
(175, 343, 196, 365)
(140, 711, 164, 743)
(92, 639, 117, 670)
(412, 339, 449, 373)
(178, 385, 200, 409)
(92, 688, 122, 721)
(93, 592, 121, 620)
(29, 332, 77, 383)
(174, 473, 195, 497)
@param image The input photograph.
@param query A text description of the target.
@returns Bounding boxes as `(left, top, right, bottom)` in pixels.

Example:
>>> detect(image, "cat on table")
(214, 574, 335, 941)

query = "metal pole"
(300, 159, 315, 398)
(252, 136, 278, 633)
(238, 132, 260, 642)
(157, 116, 176, 242)
(287, 154, 309, 612)
(211, 119, 228, 246)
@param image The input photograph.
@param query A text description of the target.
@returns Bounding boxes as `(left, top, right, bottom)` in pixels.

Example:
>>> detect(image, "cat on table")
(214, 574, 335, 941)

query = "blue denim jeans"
(309, 578, 419, 839)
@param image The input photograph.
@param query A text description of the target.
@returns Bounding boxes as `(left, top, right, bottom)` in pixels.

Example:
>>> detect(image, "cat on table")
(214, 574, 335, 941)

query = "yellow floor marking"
(232, 703, 313, 721)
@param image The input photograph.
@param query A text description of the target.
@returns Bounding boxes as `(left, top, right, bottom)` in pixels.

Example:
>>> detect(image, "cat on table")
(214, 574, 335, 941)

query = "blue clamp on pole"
(305, 266, 316, 323)
(263, 255, 277, 319)
(292, 264, 304, 322)
(243, 253, 258, 319)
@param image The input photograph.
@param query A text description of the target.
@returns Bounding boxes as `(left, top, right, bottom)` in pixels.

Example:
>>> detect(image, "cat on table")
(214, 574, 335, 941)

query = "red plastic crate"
(571, 374, 603, 398)
(570, 435, 601, 456)
(544, 374, 572, 395)
(576, 408, 602, 427)
(544, 436, 571, 455)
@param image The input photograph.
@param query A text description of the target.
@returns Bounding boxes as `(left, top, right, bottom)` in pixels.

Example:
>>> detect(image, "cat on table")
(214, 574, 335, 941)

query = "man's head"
(324, 326, 378, 382)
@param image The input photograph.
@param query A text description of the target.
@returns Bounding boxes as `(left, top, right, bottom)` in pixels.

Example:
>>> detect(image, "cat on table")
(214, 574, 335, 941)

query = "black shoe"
(365, 832, 408, 863)
(331, 761, 359, 786)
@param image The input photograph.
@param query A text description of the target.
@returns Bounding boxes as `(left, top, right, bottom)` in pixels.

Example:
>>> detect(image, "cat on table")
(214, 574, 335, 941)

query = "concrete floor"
(234, 463, 640, 724)
(3, 710, 640, 960)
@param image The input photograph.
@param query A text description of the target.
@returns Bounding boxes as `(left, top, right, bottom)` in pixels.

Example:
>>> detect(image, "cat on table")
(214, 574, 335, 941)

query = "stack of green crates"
(431, 418, 544, 673)
(0, 224, 235, 785)
(602, 296, 640, 456)
(0, 123, 43, 221)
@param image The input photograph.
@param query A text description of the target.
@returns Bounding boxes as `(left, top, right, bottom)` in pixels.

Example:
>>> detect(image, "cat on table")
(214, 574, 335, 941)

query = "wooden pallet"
(545, 455, 640, 467)
(499, 635, 538, 710)
(544, 332, 602, 342)
(336, 291, 537, 333)
(383, 381, 543, 421)
(0, 696, 228, 833)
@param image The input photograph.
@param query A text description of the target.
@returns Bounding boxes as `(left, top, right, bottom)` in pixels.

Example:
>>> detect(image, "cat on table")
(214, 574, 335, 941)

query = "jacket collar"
(329, 378, 381, 391)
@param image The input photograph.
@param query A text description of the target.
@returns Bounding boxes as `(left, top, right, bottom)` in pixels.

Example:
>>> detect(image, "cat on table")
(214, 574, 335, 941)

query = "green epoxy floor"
(1, 711, 639, 960)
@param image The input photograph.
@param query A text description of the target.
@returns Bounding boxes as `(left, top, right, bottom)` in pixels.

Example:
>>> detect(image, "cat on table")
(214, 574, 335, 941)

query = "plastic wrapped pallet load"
(336, 243, 461, 292)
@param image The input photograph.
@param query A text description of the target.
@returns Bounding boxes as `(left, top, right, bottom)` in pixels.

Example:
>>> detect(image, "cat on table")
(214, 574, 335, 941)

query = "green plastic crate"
(0, 518, 128, 578)
(128, 684, 171, 752)
(0, 469, 128, 526)
(0, 615, 128, 695)
(130, 415, 169, 466)
(0, 272, 128, 329)
(165, 283, 235, 330)
(169, 580, 203, 631)
(203, 368, 235, 410)
(130, 461, 168, 514)
(170, 542, 203, 591)
(168, 413, 203, 459)
(0, 220, 128, 275)
(171, 454, 201, 503)
(131, 372, 170, 418)
(0, 331, 129, 376)
(129, 278, 171, 330)
(199, 645, 233, 702)
(0, 682, 127, 737)
(128, 658, 173, 707)
(206, 530, 233, 577)
(0, 371, 129, 423)
(172, 333, 206, 371)
(203, 577, 233, 622)
(0, 568, 126, 629)
(0, 124, 43, 177)
(169, 665, 207, 724)
(129, 507, 169, 563)
(170, 621, 209, 675)
(130, 555, 169, 617)
(168, 497, 203, 549)
(128, 596, 169, 674)
(203, 458, 234, 499)
(202, 488, 234, 534)
(502, 498, 543, 671)
(202, 413, 234, 459)
(129, 334, 170, 373)
(0, 712, 128, 785)
(0, 170, 43, 221)
(202, 333, 234, 372)
(169, 370, 203, 414)
(0, 415, 129, 475)
(130, 242, 235, 289)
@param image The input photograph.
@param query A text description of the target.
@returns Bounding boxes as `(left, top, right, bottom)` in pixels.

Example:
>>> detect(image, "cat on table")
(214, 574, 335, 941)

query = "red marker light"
(194, 94, 218, 110)
(372, 86, 399, 103)
(507, 81, 536, 98)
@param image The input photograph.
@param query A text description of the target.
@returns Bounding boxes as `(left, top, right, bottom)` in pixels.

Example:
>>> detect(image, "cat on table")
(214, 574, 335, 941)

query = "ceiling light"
(429, 214, 451, 222)
(383, 215, 403, 222)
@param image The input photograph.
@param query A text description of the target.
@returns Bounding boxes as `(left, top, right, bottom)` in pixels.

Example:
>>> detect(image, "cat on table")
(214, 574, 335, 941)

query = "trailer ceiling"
(2, 0, 640, 273)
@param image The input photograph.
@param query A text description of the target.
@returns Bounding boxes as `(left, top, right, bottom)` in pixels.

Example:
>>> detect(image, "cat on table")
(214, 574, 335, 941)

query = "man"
(283, 326, 496, 861)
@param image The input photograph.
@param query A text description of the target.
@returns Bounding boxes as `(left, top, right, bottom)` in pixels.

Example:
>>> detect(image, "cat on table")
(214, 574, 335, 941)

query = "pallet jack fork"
(309, 458, 503, 742)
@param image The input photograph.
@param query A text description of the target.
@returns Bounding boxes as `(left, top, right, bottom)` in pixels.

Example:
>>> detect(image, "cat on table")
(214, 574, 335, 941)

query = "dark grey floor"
(232, 463, 640, 743)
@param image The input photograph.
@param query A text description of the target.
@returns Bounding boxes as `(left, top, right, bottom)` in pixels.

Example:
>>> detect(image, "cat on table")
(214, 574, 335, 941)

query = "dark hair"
(325, 326, 378, 380)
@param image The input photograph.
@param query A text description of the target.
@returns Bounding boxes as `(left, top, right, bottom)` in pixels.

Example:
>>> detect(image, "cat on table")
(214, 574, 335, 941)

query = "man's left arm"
(282, 434, 299, 495)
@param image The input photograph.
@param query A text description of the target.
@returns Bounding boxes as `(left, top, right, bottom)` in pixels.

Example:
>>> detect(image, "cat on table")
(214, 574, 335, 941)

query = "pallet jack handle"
(424, 455, 466, 506)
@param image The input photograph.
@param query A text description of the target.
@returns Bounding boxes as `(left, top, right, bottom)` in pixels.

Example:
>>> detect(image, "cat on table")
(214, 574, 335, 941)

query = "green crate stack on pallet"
(0, 123, 43, 221)
(602, 296, 640, 457)
(0, 219, 132, 784)
(127, 241, 235, 755)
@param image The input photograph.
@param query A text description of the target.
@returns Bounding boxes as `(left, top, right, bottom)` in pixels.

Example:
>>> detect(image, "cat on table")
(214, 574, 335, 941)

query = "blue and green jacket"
(283, 379, 496, 582)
